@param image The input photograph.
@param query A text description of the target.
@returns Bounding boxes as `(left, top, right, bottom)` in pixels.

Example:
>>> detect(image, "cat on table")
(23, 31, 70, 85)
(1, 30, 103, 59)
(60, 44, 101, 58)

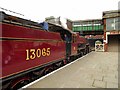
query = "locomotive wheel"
(77, 53, 81, 58)
(87, 47, 90, 53)
(88, 47, 90, 53)
(66, 57, 71, 63)
(81, 52, 84, 56)
(9, 80, 29, 90)
(84, 49, 86, 55)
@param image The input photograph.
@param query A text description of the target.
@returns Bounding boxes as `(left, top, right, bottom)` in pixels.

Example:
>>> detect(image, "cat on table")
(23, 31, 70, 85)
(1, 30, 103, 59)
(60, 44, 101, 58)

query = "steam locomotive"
(0, 11, 90, 89)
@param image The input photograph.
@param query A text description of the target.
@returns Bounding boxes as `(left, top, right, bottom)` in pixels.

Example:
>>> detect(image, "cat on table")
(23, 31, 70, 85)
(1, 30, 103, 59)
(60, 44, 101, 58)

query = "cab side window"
(60, 32, 72, 42)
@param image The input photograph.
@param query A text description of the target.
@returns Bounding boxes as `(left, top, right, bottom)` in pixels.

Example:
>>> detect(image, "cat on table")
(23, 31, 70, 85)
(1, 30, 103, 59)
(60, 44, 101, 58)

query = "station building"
(103, 10, 120, 52)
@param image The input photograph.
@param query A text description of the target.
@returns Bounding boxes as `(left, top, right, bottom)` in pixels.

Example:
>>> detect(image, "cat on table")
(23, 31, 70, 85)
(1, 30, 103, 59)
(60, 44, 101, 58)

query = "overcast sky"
(0, 0, 119, 22)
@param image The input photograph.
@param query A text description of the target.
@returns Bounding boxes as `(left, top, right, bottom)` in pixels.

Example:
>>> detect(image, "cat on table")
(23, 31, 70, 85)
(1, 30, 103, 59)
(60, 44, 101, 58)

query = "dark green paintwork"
(73, 25, 103, 32)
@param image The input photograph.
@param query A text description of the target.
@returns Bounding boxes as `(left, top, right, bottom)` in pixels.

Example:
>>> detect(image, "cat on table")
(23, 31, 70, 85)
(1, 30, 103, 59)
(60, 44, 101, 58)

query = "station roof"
(103, 10, 120, 19)
(72, 19, 102, 23)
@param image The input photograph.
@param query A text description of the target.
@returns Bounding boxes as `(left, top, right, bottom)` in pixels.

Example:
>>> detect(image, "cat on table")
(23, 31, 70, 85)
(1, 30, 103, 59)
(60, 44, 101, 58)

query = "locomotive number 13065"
(26, 48, 51, 60)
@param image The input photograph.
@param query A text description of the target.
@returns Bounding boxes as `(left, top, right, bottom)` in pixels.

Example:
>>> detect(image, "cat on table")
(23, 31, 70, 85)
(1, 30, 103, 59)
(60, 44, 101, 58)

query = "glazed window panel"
(106, 17, 120, 31)
(115, 17, 120, 30)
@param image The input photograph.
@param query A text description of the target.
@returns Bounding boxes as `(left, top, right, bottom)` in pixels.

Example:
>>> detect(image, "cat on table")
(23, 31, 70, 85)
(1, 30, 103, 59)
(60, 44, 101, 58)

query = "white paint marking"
(20, 52, 91, 89)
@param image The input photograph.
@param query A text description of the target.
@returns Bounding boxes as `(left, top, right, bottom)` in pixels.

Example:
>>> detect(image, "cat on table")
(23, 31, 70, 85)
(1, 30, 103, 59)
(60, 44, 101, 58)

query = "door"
(108, 34, 120, 52)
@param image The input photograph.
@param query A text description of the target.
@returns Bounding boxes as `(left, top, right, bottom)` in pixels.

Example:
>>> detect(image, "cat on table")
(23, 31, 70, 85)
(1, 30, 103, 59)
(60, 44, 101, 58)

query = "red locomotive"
(0, 11, 90, 89)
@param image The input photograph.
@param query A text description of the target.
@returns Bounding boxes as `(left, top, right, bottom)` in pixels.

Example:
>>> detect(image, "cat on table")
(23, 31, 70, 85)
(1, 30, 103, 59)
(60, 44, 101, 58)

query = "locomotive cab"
(48, 22, 73, 58)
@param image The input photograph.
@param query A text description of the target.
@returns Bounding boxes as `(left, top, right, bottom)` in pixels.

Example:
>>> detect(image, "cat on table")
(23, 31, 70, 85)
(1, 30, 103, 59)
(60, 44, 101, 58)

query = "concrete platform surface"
(23, 51, 118, 88)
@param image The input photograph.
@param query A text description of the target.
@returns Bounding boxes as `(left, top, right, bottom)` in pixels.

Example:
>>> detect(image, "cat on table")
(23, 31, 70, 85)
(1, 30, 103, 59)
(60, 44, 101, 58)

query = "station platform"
(22, 51, 118, 88)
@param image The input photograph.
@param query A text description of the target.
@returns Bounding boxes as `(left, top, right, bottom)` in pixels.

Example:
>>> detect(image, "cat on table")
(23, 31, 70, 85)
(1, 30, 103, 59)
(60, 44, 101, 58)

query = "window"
(106, 17, 120, 31)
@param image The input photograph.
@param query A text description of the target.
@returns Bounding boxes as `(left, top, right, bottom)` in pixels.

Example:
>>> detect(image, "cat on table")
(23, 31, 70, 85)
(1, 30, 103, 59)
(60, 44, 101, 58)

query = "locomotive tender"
(0, 11, 90, 89)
